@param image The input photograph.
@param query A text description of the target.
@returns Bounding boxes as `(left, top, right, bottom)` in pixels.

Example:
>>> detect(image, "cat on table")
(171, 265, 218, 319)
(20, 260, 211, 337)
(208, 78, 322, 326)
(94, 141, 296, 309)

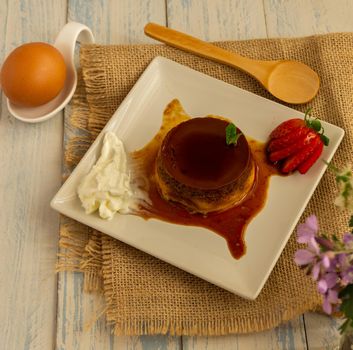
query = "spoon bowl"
(266, 60, 320, 104)
(7, 22, 94, 123)
(144, 23, 320, 104)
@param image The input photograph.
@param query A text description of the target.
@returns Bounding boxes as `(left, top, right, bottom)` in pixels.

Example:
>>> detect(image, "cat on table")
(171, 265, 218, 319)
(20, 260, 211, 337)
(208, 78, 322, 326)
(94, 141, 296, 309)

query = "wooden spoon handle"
(144, 23, 271, 83)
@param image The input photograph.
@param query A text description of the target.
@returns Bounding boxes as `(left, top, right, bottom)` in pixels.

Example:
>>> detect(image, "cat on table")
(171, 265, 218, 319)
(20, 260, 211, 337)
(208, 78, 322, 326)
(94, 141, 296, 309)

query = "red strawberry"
(267, 126, 311, 152)
(269, 118, 305, 139)
(269, 131, 317, 162)
(281, 135, 321, 173)
(298, 142, 324, 174)
(267, 109, 329, 174)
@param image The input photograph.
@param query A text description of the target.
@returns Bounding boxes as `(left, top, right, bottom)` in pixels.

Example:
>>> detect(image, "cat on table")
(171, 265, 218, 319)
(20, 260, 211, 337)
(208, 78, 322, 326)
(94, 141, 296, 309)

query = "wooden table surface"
(1, 1, 352, 349)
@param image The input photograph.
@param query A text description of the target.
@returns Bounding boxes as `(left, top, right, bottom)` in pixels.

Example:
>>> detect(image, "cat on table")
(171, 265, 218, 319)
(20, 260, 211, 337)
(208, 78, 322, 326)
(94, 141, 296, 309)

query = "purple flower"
(294, 214, 353, 323)
(328, 289, 339, 304)
(324, 272, 339, 288)
(323, 289, 340, 314)
(308, 237, 320, 255)
(316, 236, 335, 250)
(312, 263, 321, 280)
(294, 249, 315, 266)
(337, 253, 349, 269)
(343, 233, 353, 243)
(297, 215, 319, 243)
(343, 233, 353, 249)
(317, 273, 338, 294)
(341, 266, 353, 285)
(321, 252, 336, 269)
(318, 279, 328, 294)
(323, 296, 332, 314)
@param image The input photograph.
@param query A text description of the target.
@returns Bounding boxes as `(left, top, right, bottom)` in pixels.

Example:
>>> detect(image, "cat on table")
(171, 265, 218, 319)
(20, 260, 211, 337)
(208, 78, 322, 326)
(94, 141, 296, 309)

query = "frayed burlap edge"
(107, 307, 319, 336)
(100, 230, 320, 336)
(80, 54, 110, 139)
(57, 70, 103, 293)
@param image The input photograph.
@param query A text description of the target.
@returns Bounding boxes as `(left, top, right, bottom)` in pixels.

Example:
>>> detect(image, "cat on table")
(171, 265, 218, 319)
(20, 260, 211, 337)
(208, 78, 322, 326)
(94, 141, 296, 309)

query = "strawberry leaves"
(304, 108, 330, 146)
(320, 134, 330, 146)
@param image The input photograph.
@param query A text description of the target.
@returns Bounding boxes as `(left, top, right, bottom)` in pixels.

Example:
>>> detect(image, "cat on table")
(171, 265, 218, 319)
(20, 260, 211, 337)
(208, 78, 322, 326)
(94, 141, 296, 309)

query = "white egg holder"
(6, 22, 94, 123)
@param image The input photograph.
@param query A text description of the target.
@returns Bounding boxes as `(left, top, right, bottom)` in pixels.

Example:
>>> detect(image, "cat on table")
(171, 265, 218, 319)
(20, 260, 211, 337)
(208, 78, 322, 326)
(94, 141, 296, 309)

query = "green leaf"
(303, 108, 330, 146)
(336, 175, 350, 183)
(339, 284, 353, 299)
(342, 183, 353, 199)
(349, 215, 353, 228)
(226, 123, 242, 146)
(324, 160, 340, 173)
(304, 108, 313, 123)
(320, 134, 330, 146)
(339, 285, 353, 323)
(339, 318, 351, 334)
(310, 119, 322, 132)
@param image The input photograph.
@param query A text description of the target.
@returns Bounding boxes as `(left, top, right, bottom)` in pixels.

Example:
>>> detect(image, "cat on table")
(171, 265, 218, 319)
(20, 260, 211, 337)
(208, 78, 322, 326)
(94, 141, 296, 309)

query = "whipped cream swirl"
(78, 132, 138, 220)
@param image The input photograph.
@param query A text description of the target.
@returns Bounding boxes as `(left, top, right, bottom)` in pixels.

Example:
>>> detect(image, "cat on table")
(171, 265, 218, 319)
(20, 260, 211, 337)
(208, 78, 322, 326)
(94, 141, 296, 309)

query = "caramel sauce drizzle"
(131, 102, 277, 259)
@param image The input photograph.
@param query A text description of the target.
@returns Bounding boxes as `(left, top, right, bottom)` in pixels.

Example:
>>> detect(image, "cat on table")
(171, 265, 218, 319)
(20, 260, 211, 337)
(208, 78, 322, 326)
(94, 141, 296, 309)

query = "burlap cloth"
(59, 33, 353, 336)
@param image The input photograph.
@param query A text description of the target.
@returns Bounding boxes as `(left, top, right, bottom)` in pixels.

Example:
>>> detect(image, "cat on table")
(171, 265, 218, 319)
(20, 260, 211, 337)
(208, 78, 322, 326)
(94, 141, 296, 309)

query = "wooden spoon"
(144, 23, 319, 104)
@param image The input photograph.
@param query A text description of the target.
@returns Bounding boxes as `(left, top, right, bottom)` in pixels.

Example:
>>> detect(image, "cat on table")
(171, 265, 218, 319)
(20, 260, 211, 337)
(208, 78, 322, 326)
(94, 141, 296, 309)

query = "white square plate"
(51, 57, 344, 300)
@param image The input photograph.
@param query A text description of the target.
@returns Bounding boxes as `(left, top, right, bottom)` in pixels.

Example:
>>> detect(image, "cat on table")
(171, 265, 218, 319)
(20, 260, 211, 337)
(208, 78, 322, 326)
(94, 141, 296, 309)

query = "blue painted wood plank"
(0, 1, 66, 349)
(56, 1, 182, 349)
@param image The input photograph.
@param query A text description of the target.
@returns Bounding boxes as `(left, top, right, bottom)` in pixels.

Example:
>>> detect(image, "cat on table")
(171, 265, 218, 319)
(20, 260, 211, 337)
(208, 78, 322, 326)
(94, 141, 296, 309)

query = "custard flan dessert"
(155, 116, 256, 214)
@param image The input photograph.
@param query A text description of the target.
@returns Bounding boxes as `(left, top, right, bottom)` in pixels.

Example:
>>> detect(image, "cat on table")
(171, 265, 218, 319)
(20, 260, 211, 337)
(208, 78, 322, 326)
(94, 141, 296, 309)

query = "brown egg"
(0, 42, 66, 107)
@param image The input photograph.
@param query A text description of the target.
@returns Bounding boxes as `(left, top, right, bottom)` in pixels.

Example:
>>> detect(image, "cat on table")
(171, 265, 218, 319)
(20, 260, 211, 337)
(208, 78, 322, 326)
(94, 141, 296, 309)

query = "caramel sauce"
(131, 108, 278, 259)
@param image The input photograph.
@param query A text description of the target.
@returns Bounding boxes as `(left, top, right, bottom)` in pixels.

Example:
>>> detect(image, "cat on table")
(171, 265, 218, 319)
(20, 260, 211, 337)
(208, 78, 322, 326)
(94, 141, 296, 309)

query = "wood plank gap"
(302, 314, 309, 350)
(0, 0, 9, 112)
(54, 3, 69, 347)
(261, 0, 269, 38)
(1, 0, 9, 53)
(165, 0, 168, 27)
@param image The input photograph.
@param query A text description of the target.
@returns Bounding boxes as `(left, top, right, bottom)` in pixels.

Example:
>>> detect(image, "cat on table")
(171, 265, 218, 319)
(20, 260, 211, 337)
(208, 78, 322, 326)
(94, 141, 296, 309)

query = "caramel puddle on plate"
(131, 100, 278, 259)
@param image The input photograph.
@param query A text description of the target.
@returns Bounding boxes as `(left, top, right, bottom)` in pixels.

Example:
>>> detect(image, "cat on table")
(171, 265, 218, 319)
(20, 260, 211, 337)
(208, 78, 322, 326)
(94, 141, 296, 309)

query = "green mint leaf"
(349, 215, 353, 228)
(226, 123, 242, 146)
